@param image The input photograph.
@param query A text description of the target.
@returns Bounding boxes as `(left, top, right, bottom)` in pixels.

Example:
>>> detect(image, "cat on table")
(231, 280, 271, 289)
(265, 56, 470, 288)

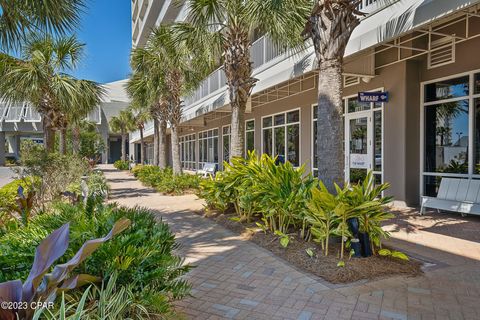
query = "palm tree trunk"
(316, 59, 345, 192)
(59, 127, 67, 155)
(42, 117, 55, 153)
(230, 104, 246, 159)
(121, 131, 127, 161)
(171, 123, 182, 174)
(224, 27, 256, 160)
(140, 127, 145, 165)
(153, 118, 159, 166)
(72, 124, 81, 154)
(158, 119, 167, 169)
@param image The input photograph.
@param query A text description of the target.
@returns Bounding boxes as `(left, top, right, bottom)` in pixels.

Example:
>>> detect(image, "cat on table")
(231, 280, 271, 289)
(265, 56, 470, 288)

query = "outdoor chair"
(197, 163, 218, 178)
(420, 178, 480, 217)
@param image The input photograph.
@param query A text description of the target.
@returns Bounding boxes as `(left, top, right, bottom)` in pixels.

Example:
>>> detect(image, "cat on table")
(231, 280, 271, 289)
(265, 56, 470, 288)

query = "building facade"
(0, 79, 131, 165)
(130, 0, 480, 207)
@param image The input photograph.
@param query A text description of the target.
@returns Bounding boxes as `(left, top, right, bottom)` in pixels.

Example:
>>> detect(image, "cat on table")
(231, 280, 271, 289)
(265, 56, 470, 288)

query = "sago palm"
(0, 33, 100, 153)
(110, 109, 135, 162)
(177, 0, 308, 160)
(0, 0, 85, 50)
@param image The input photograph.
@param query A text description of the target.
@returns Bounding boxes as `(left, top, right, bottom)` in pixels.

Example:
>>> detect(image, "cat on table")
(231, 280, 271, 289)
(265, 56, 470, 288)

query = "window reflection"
(424, 100, 469, 174)
(425, 76, 469, 102)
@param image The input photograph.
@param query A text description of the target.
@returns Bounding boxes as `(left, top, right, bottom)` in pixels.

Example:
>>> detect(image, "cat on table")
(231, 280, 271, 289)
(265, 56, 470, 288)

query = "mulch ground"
(197, 209, 423, 284)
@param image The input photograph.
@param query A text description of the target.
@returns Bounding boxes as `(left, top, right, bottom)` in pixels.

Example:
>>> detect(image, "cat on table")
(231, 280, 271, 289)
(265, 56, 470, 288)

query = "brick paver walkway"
(101, 165, 480, 320)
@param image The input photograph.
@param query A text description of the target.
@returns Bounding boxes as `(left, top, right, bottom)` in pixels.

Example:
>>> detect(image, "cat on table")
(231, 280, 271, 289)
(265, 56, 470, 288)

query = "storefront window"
(180, 134, 196, 170)
(424, 100, 469, 174)
(245, 120, 255, 154)
(199, 128, 218, 168)
(348, 97, 370, 113)
(424, 76, 469, 103)
(313, 105, 318, 177)
(262, 110, 300, 166)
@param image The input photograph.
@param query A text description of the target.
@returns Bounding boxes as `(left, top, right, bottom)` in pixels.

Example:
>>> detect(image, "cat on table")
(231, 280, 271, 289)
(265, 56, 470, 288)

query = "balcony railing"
(183, 35, 284, 108)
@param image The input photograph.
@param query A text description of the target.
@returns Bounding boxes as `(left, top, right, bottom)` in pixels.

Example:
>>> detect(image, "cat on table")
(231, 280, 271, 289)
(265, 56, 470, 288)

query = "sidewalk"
(101, 165, 480, 320)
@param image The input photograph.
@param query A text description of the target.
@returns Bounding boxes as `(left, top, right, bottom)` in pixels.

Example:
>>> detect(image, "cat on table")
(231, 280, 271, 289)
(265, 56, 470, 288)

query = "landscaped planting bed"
(202, 211, 422, 284)
(196, 151, 423, 284)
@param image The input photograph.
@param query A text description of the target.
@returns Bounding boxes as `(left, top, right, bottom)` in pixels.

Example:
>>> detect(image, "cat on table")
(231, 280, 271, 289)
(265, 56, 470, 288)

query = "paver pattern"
(101, 165, 480, 320)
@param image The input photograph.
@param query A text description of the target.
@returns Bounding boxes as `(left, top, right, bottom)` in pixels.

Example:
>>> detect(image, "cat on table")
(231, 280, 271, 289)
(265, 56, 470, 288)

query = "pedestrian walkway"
(101, 165, 480, 320)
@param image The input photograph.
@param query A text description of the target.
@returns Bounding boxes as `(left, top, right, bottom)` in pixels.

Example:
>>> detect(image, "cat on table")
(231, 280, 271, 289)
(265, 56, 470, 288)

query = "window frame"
(261, 108, 301, 166)
(420, 70, 480, 198)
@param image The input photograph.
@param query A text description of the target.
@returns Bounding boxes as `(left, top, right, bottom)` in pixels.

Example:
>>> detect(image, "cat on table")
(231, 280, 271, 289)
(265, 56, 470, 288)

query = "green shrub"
(133, 165, 200, 195)
(0, 202, 191, 315)
(114, 160, 130, 170)
(0, 178, 37, 232)
(198, 151, 317, 233)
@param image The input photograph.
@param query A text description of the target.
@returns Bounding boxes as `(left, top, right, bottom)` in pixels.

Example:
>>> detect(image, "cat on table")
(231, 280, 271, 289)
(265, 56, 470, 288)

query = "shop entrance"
(344, 94, 384, 185)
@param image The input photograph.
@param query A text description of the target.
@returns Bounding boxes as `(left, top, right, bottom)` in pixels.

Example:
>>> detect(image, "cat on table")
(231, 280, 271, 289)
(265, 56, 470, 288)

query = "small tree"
(129, 104, 150, 164)
(110, 110, 135, 162)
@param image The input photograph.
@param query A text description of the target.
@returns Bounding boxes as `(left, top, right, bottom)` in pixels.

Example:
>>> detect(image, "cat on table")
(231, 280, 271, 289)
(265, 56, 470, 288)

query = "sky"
(72, 0, 132, 84)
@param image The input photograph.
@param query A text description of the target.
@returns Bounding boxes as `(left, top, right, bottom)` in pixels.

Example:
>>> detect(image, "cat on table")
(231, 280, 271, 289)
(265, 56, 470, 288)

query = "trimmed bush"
(133, 165, 200, 195)
(114, 160, 129, 170)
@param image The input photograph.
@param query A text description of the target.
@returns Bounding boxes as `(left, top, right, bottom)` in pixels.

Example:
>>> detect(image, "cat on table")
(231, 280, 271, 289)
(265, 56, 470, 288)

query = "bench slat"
(445, 179, 460, 200)
(437, 178, 450, 199)
(456, 180, 470, 201)
(467, 180, 480, 202)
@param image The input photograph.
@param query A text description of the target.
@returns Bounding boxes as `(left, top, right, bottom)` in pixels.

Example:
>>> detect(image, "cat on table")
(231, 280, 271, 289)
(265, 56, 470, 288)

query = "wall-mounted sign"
(350, 153, 370, 169)
(358, 92, 389, 103)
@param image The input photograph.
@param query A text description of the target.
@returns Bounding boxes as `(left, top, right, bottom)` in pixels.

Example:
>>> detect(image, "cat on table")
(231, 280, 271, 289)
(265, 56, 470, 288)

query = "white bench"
(421, 178, 480, 216)
(196, 163, 217, 178)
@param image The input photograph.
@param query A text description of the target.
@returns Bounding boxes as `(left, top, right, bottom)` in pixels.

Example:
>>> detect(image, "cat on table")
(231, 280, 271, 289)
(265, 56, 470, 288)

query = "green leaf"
(229, 217, 241, 222)
(391, 251, 409, 261)
(280, 236, 289, 248)
(378, 249, 392, 257)
(306, 248, 315, 258)
(337, 261, 345, 267)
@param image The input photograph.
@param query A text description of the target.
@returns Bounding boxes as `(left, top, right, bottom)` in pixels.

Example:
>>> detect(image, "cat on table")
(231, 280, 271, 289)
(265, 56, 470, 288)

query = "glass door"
(345, 111, 373, 184)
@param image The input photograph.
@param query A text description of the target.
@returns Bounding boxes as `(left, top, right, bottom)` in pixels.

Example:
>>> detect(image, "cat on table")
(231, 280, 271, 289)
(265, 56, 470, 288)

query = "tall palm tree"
(110, 109, 135, 162)
(129, 104, 150, 164)
(128, 56, 169, 168)
(0, 33, 97, 153)
(177, 0, 307, 159)
(0, 0, 85, 50)
(131, 25, 209, 174)
(303, 1, 393, 190)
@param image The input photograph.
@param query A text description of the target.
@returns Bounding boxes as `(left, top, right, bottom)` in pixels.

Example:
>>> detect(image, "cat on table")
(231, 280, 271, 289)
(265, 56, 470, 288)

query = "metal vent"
(344, 75, 360, 87)
(428, 36, 455, 69)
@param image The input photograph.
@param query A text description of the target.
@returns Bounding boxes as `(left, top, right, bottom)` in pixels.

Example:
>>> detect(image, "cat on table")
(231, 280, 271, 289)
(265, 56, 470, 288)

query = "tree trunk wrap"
(158, 119, 167, 169)
(170, 124, 182, 175)
(316, 59, 345, 192)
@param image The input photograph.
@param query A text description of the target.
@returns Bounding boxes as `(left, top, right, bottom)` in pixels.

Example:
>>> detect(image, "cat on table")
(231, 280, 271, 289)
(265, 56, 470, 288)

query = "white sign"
(350, 154, 370, 169)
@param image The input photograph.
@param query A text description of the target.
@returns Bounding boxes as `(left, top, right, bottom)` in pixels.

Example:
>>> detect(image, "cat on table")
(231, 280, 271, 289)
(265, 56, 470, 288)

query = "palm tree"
(0, 0, 85, 50)
(129, 104, 150, 164)
(302, 1, 393, 190)
(0, 33, 97, 153)
(128, 55, 169, 168)
(58, 79, 104, 154)
(110, 110, 135, 162)
(131, 25, 209, 174)
(177, 0, 307, 159)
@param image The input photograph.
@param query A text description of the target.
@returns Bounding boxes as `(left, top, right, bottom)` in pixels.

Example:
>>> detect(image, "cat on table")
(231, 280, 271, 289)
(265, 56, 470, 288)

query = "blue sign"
(358, 92, 389, 103)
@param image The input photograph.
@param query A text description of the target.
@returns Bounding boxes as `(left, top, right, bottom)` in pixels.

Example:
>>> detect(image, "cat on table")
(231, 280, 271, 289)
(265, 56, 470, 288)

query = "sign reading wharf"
(358, 92, 389, 103)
